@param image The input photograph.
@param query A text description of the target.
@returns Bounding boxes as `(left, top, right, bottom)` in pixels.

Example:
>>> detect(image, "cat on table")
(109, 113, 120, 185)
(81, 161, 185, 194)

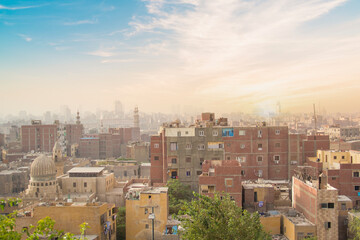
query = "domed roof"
(30, 154, 56, 180)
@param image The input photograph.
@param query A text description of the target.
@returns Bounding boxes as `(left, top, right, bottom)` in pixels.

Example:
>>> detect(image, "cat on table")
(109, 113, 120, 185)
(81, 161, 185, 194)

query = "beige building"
(126, 187, 169, 240)
(16, 202, 116, 240)
(25, 154, 61, 200)
(282, 209, 316, 240)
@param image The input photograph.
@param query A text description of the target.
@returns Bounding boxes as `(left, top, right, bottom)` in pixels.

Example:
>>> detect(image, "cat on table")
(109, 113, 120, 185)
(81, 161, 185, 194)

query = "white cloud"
(0, 4, 37, 10)
(87, 50, 116, 57)
(117, 0, 360, 112)
(18, 34, 32, 42)
(64, 19, 97, 26)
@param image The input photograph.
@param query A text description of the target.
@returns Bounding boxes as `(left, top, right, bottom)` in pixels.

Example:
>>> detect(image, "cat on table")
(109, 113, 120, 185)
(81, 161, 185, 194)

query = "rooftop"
(68, 167, 104, 174)
(338, 195, 352, 202)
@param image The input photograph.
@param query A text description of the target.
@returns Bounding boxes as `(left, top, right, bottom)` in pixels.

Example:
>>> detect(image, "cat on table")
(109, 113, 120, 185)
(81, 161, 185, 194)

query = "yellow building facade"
(126, 187, 168, 240)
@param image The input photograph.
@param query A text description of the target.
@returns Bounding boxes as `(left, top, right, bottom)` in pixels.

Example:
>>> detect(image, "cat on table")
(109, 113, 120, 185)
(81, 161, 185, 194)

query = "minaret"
(134, 106, 139, 129)
(76, 111, 81, 125)
(133, 106, 140, 141)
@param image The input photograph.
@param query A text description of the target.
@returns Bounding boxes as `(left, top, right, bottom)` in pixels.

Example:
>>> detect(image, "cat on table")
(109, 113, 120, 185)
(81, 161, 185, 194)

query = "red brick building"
(199, 160, 242, 207)
(78, 137, 100, 159)
(150, 115, 330, 189)
(292, 174, 339, 240)
(21, 120, 57, 153)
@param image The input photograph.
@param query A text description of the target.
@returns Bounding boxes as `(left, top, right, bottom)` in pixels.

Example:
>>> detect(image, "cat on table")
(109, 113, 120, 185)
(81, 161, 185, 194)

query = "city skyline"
(1, 0, 360, 115)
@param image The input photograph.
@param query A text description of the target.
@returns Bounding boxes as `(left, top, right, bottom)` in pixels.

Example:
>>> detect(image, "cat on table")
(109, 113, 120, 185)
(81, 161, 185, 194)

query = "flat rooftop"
(338, 195, 352, 202)
(68, 167, 104, 174)
(141, 187, 168, 194)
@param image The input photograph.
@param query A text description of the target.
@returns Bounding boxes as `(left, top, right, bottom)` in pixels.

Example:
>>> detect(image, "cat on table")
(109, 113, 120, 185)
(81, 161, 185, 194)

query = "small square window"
(328, 203, 334, 208)
(257, 156, 263, 162)
(354, 172, 359, 178)
(212, 130, 218, 136)
(198, 144, 205, 150)
(275, 130, 280, 135)
(84, 182, 87, 188)
(334, 156, 337, 160)
(186, 157, 191, 163)
(341, 203, 346, 210)
(241, 170, 245, 176)
(154, 144, 159, 148)
(73, 182, 76, 188)
(258, 143, 262, 150)
(186, 171, 191, 177)
(199, 130, 205, 136)
(186, 144, 192, 149)
(154, 156, 159, 161)
(225, 178, 233, 187)
(240, 144, 245, 149)
(239, 130, 246, 136)
(355, 186, 360, 191)
(171, 158, 177, 164)
(145, 224, 149, 229)
(275, 143, 281, 148)
(321, 203, 328, 208)
(274, 155, 280, 161)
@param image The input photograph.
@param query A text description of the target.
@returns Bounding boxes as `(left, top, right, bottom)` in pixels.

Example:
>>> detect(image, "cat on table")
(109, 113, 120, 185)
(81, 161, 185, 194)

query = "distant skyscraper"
(276, 101, 281, 115)
(134, 106, 139, 129)
(114, 100, 123, 118)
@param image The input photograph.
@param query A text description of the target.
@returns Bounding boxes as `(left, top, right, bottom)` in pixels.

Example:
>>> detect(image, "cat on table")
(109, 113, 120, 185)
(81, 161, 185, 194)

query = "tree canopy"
(350, 213, 360, 240)
(166, 179, 193, 215)
(178, 193, 271, 240)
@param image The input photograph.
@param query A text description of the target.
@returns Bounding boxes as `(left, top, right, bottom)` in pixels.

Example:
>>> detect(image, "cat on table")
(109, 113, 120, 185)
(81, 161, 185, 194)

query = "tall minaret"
(134, 106, 139, 129)
(76, 111, 81, 125)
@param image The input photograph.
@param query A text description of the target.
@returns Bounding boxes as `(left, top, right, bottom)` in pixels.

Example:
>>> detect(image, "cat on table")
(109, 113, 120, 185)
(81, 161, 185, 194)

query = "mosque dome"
(30, 154, 56, 180)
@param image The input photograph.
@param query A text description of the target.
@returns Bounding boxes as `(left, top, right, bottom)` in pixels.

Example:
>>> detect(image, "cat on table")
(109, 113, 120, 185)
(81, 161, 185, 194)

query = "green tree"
(178, 193, 271, 240)
(116, 207, 126, 240)
(350, 214, 360, 240)
(166, 179, 193, 215)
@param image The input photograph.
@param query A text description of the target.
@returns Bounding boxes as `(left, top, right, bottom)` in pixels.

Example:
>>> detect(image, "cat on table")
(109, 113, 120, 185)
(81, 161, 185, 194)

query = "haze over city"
(1, 0, 360, 116)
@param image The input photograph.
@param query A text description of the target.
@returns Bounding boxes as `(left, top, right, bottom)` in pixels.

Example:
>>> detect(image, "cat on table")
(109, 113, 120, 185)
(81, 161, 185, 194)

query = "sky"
(1, 0, 360, 116)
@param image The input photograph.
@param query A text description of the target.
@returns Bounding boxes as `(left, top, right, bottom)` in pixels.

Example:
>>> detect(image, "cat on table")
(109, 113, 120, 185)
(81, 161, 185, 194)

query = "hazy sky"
(1, 0, 360, 116)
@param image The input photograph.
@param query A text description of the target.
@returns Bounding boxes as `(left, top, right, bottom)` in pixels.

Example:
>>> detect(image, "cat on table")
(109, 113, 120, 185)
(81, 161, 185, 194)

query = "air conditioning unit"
(274, 160, 279, 164)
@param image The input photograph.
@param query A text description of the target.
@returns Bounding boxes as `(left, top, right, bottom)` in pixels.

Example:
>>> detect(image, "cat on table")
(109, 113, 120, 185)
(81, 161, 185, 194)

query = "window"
(73, 182, 76, 188)
(186, 170, 191, 177)
(185, 143, 192, 149)
(198, 144, 205, 150)
(258, 130, 262, 138)
(325, 222, 331, 229)
(275, 143, 281, 148)
(154, 156, 159, 161)
(225, 178, 233, 187)
(240, 144, 245, 149)
(332, 177, 336, 180)
(257, 156, 263, 162)
(200, 158, 204, 165)
(275, 130, 280, 135)
(354, 172, 359, 178)
(355, 186, 360, 191)
(222, 128, 234, 137)
(199, 130, 205, 136)
(124, 171, 127, 177)
(341, 203, 346, 210)
(197, 171, 202, 175)
(321, 203, 328, 208)
(239, 130, 246, 136)
(145, 224, 149, 229)
(84, 182, 87, 188)
(241, 170, 245, 176)
(172, 158, 177, 164)
(208, 186, 215, 193)
(258, 170, 263, 177)
(342, 156, 345, 159)
(186, 157, 191, 163)
(154, 143, 159, 148)
(274, 155, 280, 161)
(170, 142, 178, 151)
(328, 203, 334, 208)
(236, 156, 246, 163)
(334, 156, 337, 160)
(258, 143, 262, 150)
(145, 208, 148, 214)
(212, 130, 218, 136)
